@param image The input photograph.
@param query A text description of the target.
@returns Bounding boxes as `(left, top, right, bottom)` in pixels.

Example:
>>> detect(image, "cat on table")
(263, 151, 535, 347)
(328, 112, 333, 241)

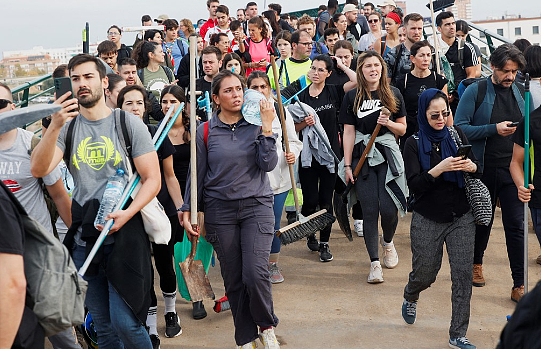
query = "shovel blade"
(333, 191, 353, 241)
(0, 104, 61, 134)
(179, 259, 215, 302)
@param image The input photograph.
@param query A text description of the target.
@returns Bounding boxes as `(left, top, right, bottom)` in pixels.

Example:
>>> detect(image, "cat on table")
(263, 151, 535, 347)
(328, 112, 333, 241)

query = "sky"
(0, 0, 538, 56)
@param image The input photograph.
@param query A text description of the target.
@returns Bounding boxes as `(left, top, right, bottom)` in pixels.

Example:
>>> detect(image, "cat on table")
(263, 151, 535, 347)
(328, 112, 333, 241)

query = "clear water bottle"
(94, 169, 127, 229)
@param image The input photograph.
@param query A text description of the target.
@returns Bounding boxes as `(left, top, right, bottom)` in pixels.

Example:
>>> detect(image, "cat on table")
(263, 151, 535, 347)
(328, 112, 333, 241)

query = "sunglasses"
(368, 19, 379, 23)
(429, 110, 451, 120)
(0, 99, 13, 109)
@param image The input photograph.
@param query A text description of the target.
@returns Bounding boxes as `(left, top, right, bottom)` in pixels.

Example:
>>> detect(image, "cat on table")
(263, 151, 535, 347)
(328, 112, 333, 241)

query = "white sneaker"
(367, 261, 384, 283)
(381, 237, 399, 269)
(353, 220, 364, 237)
(238, 341, 257, 349)
(259, 328, 280, 349)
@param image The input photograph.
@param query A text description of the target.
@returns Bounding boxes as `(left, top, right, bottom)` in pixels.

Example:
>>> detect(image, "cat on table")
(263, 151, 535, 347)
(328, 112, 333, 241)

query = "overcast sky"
(0, 0, 538, 56)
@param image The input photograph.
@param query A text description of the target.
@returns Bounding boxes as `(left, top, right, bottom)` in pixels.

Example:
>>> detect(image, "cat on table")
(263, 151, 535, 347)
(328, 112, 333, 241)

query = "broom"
(279, 75, 309, 105)
(269, 56, 335, 245)
(340, 111, 388, 204)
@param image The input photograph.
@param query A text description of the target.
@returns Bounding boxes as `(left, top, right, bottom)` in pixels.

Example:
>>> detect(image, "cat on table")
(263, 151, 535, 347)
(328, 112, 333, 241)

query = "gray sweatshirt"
(181, 114, 278, 212)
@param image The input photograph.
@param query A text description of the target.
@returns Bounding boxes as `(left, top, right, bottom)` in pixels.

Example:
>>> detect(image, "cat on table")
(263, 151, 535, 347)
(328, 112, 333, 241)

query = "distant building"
(449, 0, 472, 21)
(1, 54, 60, 79)
(472, 16, 541, 49)
(395, 1, 407, 15)
(3, 43, 99, 66)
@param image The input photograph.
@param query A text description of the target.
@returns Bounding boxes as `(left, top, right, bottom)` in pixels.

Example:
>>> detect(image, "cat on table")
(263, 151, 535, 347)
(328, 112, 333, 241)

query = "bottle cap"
(116, 169, 125, 176)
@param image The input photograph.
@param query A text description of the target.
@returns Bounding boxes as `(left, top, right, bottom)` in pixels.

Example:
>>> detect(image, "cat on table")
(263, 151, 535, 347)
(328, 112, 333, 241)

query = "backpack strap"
(63, 116, 78, 169)
(176, 38, 186, 57)
(203, 121, 209, 150)
(137, 69, 144, 84)
(380, 35, 388, 56)
(474, 78, 488, 115)
(114, 109, 135, 172)
(161, 65, 174, 83)
(390, 43, 404, 84)
(315, 41, 323, 54)
(457, 39, 465, 70)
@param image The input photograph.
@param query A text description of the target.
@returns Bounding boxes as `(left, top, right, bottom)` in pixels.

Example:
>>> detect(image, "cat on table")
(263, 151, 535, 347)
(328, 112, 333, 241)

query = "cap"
(377, 0, 397, 7)
(342, 4, 358, 13)
(154, 14, 169, 23)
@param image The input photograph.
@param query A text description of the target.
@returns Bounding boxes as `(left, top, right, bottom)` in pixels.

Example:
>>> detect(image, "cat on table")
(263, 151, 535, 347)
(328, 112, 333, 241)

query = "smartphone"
(507, 121, 520, 127)
(456, 144, 472, 159)
(54, 77, 73, 100)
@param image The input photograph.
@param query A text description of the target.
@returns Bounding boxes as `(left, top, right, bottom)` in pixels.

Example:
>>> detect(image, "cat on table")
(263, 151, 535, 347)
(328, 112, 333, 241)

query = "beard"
(77, 86, 103, 108)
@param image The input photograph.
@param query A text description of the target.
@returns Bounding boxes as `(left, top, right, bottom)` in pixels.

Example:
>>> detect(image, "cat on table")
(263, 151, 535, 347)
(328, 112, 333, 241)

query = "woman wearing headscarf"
(402, 89, 479, 349)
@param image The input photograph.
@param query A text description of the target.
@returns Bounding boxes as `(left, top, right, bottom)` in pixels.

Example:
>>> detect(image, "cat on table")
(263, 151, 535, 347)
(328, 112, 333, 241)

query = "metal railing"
(10, 73, 53, 134)
(423, 21, 513, 77)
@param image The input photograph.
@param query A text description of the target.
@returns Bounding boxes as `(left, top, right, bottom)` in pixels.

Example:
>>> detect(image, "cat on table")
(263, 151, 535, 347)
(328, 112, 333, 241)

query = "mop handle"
(78, 105, 183, 277)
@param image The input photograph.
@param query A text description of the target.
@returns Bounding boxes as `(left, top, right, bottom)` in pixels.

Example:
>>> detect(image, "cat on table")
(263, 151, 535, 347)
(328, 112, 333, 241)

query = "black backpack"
(137, 65, 175, 85)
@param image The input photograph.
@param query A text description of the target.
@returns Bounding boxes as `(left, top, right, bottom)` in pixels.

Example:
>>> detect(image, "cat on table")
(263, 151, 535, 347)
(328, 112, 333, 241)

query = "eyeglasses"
(0, 99, 13, 109)
(310, 66, 327, 74)
(107, 32, 120, 36)
(429, 110, 451, 120)
(297, 42, 313, 47)
(368, 19, 379, 23)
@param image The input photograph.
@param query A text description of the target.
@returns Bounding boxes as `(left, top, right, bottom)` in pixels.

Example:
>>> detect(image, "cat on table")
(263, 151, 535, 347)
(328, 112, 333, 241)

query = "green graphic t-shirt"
(143, 67, 170, 98)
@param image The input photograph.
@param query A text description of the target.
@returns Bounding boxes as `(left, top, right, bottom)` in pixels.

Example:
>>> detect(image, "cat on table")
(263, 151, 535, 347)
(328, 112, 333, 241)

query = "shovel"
(179, 33, 215, 301)
(179, 235, 215, 302)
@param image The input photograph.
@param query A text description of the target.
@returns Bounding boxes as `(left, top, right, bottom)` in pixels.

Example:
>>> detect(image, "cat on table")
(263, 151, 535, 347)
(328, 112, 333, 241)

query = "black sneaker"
(164, 312, 182, 338)
(150, 334, 160, 349)
(307, 234, 319, 251)
(319, 243, 333, 262)
(286, 211, 296, 225)
(192, 301, 207, 320)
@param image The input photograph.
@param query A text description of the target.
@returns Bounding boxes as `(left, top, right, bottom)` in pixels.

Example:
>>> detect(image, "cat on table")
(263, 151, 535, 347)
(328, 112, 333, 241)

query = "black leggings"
(150, 213, 181, 306)
(299, 161, 336, 243)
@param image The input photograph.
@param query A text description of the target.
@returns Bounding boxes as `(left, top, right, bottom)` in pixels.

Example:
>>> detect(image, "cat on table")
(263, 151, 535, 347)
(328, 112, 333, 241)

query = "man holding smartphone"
(454, 44, 535, 303)
(31, 54, 160, 348)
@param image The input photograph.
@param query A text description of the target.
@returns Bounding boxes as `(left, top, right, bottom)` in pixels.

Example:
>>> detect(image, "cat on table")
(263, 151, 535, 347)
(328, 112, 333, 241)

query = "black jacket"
(176, 53, 204, 88)
(117, 44, 132, 62)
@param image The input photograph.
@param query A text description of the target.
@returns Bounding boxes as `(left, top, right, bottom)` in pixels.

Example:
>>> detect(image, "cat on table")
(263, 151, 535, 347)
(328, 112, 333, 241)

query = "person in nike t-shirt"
(339, 50, 407, 284)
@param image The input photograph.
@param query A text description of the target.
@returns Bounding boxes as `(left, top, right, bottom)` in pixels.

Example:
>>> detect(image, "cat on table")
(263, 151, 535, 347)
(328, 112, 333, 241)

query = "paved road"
(52, 208, 541, 349)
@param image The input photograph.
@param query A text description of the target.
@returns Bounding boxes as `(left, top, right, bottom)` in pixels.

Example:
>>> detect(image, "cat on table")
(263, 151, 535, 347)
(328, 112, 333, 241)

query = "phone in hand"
(54, 77, 73, 100)
(456, 144, 472, 159)
(507, 121, 520, 127)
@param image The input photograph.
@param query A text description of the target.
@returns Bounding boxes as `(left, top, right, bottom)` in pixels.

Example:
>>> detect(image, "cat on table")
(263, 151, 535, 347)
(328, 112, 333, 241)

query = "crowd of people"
(2, 0, 541, 349)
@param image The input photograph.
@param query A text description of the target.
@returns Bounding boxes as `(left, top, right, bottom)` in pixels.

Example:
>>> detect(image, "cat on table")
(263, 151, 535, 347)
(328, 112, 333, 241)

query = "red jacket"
(200, 18, 216, 44)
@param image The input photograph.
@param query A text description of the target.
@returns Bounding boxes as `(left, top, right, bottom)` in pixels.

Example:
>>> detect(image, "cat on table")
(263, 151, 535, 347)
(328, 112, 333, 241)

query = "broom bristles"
(279, 210, 335, 245)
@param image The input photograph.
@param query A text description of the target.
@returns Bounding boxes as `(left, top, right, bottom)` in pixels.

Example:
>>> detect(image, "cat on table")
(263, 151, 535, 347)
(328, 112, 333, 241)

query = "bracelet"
(176, 207, 182, 212)
(262, 129, 272, 133)
(344, 165, 351, 167)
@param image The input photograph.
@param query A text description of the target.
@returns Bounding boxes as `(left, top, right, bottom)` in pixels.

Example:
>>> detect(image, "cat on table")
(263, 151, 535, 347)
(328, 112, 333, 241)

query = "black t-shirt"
(339, 86, 406, 137)
(446, 38, 478, 87)
(484, 84, 522, 168)
(173, 143, 190, 197)
(0, 183, 25, 255)
(187, 78, 212, 122)
(513, 107, 541, 208)
(396, 72, 448, 136)
(348, 23, 361, 41)
(149, 125, 177, 216)
(297, 84, 344, 158)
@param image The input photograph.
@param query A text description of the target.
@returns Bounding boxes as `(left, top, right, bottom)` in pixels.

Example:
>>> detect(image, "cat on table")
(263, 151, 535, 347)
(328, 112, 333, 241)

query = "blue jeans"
(271, 190, 289, 254)
(72, 244, 152, 349)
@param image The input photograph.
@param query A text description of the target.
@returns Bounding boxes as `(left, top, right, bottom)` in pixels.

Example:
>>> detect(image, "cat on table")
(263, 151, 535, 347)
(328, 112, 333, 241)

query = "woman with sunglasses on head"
(358, 12, 385, 52)
(340, 51, 407, 283)
(181, 70, 281, 349)
(295, 54, 347, 262)
(117, 84, 185, 344)
(373, 11, 402, 58)
(247, 71, 302, 283)
(396, 40, 449, 151)
(402, 89, 479, 349)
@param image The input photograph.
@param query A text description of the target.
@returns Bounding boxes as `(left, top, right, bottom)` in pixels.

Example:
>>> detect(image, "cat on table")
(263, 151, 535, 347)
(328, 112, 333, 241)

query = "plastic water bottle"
(94, 169, 127, 229)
